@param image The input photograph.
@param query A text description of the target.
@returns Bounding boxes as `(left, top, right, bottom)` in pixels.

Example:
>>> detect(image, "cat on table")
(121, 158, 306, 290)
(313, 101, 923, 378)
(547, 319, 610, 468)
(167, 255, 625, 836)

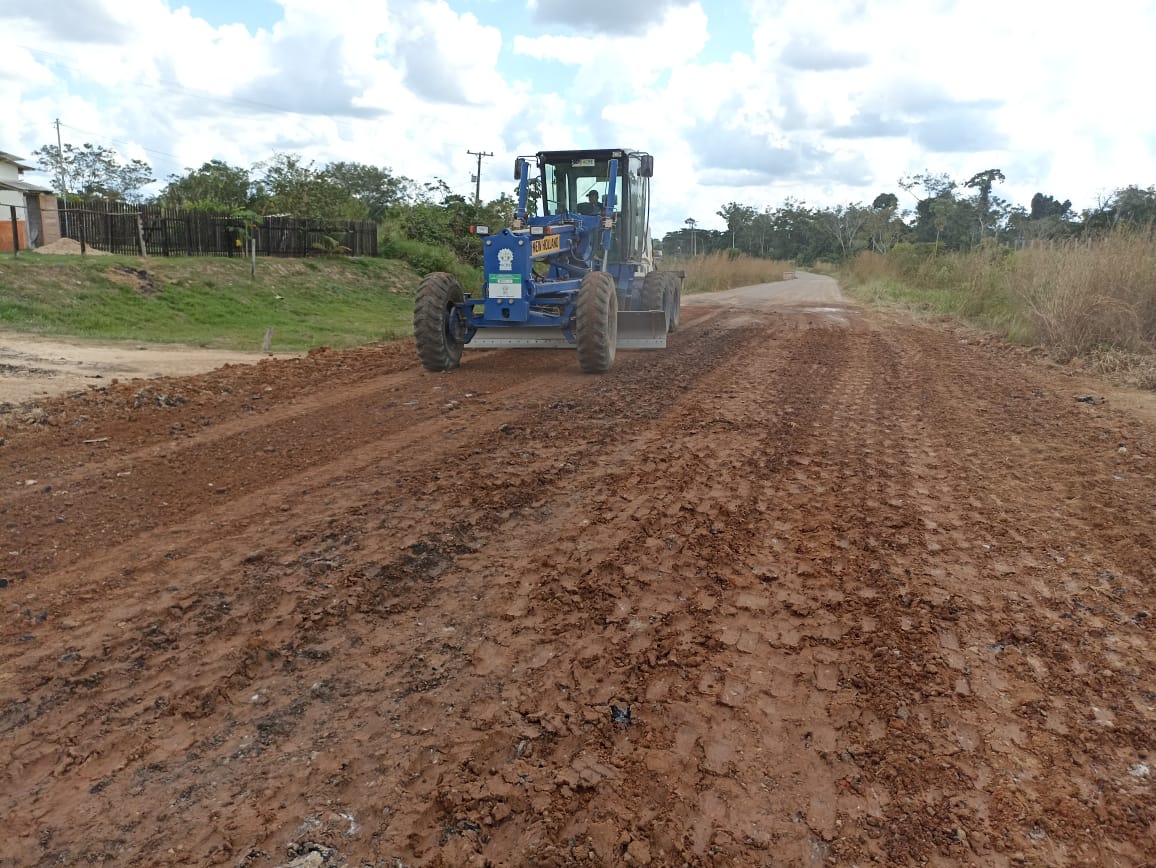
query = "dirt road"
(1, 275, 1153, 866)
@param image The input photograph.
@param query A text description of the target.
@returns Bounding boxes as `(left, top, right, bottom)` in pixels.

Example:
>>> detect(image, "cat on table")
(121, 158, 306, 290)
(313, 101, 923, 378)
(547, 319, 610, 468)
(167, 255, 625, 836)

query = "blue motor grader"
(413, 148, 682, 373)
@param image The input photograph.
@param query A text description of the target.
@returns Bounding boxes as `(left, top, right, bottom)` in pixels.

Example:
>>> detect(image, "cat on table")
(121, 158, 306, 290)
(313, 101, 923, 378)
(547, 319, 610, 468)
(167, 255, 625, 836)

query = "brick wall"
(0, 218, 28, 251)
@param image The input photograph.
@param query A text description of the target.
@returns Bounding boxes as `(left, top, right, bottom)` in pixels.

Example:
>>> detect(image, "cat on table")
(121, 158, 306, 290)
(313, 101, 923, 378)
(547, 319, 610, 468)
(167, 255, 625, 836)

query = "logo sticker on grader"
(531, 234, 561, 256)
(487, 275, 521, 299)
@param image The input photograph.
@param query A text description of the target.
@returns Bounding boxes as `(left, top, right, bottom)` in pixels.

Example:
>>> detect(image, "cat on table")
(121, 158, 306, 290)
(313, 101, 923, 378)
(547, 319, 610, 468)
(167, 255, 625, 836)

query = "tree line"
(31, 143, 1156, 267)
(667, 170, 1156, 263)
(31, 142, 518, 267)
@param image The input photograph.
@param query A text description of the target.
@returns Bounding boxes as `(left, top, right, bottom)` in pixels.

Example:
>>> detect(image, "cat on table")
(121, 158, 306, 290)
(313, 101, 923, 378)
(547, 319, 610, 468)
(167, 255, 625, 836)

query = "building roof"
(0, 150, 37, 171)
(0, 178, 55, 194)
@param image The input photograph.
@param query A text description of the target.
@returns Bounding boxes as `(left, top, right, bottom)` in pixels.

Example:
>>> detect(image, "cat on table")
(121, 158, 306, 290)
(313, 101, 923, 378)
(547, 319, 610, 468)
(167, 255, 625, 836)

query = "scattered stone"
(280, 842, 340, 868)
(610, 704, 632, 725)
(626, 839, 653, 865)
(1074, 395, 1104, 404)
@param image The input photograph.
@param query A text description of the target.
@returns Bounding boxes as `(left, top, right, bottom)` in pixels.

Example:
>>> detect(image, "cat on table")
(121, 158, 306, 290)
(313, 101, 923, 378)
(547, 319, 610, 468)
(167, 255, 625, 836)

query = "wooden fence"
(57, 201, 378, 258)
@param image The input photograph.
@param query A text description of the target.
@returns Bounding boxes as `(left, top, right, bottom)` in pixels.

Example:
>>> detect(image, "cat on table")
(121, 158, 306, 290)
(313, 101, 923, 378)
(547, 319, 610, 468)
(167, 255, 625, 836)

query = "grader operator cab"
(413, 148, 683, 374)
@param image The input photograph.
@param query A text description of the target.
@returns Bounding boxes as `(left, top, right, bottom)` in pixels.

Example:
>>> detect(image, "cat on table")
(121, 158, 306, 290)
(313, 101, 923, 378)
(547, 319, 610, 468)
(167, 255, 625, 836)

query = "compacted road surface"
(1, 275, 1153, 866)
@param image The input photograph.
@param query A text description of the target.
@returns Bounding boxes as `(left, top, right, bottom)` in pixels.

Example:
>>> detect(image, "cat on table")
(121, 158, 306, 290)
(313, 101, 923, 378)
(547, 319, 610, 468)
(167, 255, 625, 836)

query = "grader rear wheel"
(640, 271, 671, 333)
(575, 271, 618, 373)
(663, 272, 681, 332)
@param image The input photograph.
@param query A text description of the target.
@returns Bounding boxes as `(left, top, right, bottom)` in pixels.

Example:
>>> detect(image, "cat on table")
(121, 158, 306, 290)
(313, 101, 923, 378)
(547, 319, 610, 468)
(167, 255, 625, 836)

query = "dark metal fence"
(58, 200, 378, 257)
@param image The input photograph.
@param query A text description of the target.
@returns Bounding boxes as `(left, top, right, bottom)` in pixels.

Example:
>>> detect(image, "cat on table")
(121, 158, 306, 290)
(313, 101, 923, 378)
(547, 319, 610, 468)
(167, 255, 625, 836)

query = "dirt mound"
(31, 237, 110, 255)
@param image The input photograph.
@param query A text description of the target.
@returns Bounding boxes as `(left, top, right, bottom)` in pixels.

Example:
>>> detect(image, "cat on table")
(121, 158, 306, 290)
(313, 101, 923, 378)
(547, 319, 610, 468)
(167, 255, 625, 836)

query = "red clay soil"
(1, 281, 1153, 867)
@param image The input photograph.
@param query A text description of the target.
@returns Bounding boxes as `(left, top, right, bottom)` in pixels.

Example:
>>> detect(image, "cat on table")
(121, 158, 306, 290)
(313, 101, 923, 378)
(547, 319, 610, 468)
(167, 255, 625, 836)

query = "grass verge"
(0, 253, 421, 351)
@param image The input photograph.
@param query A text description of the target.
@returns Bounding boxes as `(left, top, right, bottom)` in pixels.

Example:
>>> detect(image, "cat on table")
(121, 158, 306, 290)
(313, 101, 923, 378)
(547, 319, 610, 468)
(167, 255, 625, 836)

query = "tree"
(322, 161, 412, 221)
(522, 176, 543, 218)
(900, 172, 980, 250)
(867, 193, 902, 253)
(1029, 192, 1072, 220)
(160, 160, 252, 210)
(33, 142, 155, 202)
(251, 153, 368, 220)
(964, 168, 1006, 239)
(872, 192, 899, 212)
(816, 204, 871, 259)
(899, 172, 955, 205)
(1111, 185, 1156, 228)
(685, 217, 698, 255)
(716, 201, 758, 251)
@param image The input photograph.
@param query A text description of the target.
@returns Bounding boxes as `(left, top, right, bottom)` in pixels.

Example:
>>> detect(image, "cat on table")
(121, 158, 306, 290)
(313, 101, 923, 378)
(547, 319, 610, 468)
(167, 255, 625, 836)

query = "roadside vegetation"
(665, 251, 792, 294)
(0, 253, 419, 351)
(841, 231, 1156, 388)
(18, 142, 1156, 379)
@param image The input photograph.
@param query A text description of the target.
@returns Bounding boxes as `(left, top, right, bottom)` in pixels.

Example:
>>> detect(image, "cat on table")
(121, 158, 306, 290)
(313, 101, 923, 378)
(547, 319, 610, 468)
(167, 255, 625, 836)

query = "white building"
(0, 150, 59, 250)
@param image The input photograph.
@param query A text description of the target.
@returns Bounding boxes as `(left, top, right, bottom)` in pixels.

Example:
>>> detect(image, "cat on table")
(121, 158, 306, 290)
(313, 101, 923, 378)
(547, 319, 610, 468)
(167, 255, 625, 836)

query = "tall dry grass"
(665, 252, 793, 294)
(843, 230, 1156, 387)
(1013, 232, 1156, 359)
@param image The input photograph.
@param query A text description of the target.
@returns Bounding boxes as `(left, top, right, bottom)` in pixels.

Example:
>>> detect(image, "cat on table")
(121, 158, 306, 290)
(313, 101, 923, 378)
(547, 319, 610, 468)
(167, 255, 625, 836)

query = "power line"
(59, 123, 183, 165)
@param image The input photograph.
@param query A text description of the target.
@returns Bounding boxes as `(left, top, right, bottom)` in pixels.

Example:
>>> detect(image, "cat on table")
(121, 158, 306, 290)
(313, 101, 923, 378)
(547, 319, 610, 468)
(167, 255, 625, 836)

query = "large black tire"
(641, 270, 672, 332)
(575, 271, 618, 373)
(663, 272, 682, 332)
(414, 272, 466, 372)
(640, 270, 665, 312)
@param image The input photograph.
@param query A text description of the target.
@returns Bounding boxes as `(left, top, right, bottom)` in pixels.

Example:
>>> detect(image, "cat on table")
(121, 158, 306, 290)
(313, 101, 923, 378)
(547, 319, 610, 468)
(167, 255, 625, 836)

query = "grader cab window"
(542, 158, 619, 217)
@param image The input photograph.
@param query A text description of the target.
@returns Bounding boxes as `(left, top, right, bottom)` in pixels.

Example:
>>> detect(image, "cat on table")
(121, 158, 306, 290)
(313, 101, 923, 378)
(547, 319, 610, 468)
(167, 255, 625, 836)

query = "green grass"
(0, 253, 424, 351)
(842, 246, 1040, 344)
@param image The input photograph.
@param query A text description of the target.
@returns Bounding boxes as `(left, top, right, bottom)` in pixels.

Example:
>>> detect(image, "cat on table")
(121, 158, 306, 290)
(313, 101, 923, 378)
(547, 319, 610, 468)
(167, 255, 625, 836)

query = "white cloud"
(526, 0, 698, 36)
(0, 0, 1153, 236)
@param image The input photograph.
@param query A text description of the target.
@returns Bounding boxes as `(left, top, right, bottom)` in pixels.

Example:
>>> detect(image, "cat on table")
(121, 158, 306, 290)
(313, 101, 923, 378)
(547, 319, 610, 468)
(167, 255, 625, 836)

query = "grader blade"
(466, 328, 574, 349)
(465, 311, 667, 351)
(615, 310, 667, 349)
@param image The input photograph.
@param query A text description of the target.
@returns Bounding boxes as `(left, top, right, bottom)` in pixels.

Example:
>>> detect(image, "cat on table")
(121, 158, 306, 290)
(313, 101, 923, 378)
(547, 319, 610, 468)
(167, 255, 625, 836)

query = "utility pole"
(55, 118, 69, 236)
(467, 149, 493, 206)
(54, 119, 68, 197)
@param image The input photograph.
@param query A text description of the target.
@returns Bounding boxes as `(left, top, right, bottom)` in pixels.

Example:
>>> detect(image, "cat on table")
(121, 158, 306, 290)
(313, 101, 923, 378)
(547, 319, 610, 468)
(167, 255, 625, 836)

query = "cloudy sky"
(1, 0, 1154, 234)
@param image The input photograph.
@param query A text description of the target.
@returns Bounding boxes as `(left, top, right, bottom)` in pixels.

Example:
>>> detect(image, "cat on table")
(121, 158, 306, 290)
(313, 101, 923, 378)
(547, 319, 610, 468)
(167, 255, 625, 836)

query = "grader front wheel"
(576, 271, 618, 373)
(414, 272, 466, 372)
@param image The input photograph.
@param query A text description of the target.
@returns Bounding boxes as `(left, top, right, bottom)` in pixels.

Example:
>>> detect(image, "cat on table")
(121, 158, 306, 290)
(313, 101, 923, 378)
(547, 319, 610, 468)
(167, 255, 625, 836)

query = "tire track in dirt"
(1, 295, 1153, 866)
(1, 306, 729, 583)
(857, 327, 1155, 865)
(388, 317, 858, 865)
(1, 310, 771, 865)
